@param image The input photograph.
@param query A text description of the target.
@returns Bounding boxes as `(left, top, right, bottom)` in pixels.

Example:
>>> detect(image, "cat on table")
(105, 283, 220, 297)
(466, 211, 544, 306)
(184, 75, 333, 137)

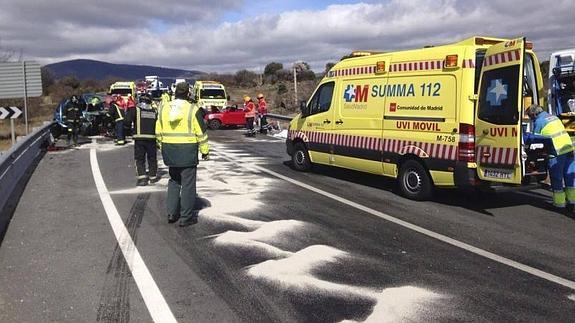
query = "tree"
(293, 62, 316, 81)
(264, 62, 283, 76)
(0, 38, 15, 62)
(234, 69, 258, 87)
(41, 67, 55, 93)
(324, 62, 336, 74)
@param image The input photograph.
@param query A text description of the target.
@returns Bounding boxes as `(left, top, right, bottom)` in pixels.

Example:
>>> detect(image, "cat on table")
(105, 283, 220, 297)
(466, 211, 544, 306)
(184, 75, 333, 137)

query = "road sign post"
(0, 106, 24, 145)
(0, 61, 42, 136)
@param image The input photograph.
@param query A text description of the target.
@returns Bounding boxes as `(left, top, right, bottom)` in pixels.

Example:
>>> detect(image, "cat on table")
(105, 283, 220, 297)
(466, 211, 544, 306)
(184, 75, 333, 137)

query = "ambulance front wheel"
(398, 160, 433, 201)
(292, 142, 312, 171)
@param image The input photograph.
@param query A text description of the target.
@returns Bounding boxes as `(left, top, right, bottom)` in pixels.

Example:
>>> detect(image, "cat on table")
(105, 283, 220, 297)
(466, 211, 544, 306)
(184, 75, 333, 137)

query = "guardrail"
(0, 122, 53, 219)
(266, 113, 294, 121)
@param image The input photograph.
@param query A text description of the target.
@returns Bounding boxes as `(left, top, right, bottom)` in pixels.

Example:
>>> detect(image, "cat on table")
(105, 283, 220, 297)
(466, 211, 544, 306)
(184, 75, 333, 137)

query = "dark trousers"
(134, 140, 157, 178)
(66, 122, 79, 145)
(259, 115, 267, 133)
(167, 167, 198, 221)
(246, 117, 255, 134)
(125, 109, 135, 136)
(115, 120, 125, 143)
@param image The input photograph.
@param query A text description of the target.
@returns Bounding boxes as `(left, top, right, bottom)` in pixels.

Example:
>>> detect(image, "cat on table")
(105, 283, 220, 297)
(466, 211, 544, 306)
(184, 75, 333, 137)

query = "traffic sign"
(0, 106, 22, 119)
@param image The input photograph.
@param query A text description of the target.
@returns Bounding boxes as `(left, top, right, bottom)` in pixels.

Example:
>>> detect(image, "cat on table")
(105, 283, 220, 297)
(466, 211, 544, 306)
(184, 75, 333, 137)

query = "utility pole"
(293, 64, 298, 107)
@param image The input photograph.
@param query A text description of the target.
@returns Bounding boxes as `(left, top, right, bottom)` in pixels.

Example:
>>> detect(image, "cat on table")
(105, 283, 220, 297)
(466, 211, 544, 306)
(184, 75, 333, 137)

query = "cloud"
(1, 0, 574, 73)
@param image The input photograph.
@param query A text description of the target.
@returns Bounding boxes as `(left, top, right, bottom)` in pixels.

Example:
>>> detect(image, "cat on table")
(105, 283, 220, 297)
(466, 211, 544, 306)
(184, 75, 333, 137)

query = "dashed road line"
(90, 139, 177, 323)
(212, 142, 575, 291)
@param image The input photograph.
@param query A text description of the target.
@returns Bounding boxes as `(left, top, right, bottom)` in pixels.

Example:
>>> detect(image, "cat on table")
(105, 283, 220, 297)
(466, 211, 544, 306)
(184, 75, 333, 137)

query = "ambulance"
(286, 37, 546, 200)
(109, 81, 136, 99)
(192, 81, 228, 110)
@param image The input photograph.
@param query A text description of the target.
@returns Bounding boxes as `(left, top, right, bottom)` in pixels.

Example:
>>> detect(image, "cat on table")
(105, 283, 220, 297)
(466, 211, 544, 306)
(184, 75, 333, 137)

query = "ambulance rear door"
(475, 38, 525, 184)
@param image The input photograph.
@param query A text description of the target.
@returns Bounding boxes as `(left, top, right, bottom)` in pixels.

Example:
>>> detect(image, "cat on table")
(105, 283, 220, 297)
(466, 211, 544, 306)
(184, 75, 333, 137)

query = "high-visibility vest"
(156, 99, 209, 154)
(258, 99, 268, 115)
(133, 104, 157, 140)
(245, 101, 256, 118)
(538, 115, 574, 156)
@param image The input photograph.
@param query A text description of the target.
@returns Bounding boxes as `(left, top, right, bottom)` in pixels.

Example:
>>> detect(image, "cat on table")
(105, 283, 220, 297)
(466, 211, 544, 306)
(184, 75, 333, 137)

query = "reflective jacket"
(63, 101, 82, 123)
(244, 101, 256, 118)
(156, 99, 209, 167)
(108, 102, 125, 122)
(533, 111, 574, 156)
(258, 99, 268, 115)
(133, 102, 157, 140)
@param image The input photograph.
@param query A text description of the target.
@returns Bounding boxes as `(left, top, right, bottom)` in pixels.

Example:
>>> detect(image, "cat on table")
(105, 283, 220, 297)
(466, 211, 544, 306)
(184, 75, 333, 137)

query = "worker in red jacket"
(257, 93, 268, 134)
(244, 96, 256, 137)
(125, 94, 137, 136)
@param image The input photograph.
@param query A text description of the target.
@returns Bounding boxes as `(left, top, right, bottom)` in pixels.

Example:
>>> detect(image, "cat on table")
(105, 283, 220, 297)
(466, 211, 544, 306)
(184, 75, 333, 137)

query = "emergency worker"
(125, 94, 137, 136)
(527, 104, 575, 209)
(156, 82, 209, 227)
(244, 95, 256, 137)
(89, 96, 102, 112)
(257, 93, 268, 133)
(63, 95, 82, 146)
(109, 95, 126, 145)
(134, 94, 158, 186)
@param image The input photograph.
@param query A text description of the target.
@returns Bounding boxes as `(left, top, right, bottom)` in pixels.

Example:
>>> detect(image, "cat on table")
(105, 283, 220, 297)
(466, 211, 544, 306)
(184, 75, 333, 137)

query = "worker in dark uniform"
(133, 94, 159, 186)
(156, 82, 209, 227)
(108, 95, 126, 145)
(63, 95, 82, 146)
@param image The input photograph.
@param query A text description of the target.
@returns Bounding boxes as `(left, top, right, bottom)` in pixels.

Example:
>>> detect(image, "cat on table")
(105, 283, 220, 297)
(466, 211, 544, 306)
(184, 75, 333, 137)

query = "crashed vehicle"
(204, 104, 246, 129)
(51, 93, 112, 138)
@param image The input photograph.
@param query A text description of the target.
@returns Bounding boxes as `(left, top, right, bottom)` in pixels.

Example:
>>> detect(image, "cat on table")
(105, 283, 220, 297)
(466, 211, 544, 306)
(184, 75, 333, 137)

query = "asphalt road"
(0, 129, 574, 322)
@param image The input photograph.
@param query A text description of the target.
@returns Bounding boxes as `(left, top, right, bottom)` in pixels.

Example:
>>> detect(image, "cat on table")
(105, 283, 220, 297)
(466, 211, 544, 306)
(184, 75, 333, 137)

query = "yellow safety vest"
(540, 117, 574, 156)
(156, 99, 209, 154)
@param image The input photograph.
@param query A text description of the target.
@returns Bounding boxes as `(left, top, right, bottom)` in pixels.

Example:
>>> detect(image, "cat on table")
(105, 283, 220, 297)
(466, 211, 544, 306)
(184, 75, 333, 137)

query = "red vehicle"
(204, 105, 246, 129)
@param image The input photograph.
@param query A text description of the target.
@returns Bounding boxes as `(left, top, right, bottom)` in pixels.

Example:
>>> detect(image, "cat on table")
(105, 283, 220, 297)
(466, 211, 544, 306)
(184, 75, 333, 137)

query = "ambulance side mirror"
(299, 100, 308, 116)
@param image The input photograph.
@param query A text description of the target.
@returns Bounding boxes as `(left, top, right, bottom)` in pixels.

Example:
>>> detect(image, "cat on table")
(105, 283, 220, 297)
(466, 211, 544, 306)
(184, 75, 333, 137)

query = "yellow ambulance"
(109, 81, 136, 99)
(192, 81, 228, 111)
(286, 37, 545, 200)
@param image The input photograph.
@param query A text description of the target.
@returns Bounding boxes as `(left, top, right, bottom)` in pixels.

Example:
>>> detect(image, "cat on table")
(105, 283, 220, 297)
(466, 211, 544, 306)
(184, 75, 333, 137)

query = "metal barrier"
(266, 113, 293, 121)
(0, 122, 53, 216)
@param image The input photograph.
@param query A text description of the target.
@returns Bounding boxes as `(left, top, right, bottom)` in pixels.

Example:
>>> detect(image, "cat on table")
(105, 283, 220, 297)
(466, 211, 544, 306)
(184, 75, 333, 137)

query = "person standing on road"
(63, 95, 82, 146)
(133, 94, 159, 186)
(526, 104, 575, 209)
(108, 95, 126, 145)
(156, 82, 209, 227)
(244, 95, 256, 137)
(125, 94, 137, 136)
(257, 93, 268, 134)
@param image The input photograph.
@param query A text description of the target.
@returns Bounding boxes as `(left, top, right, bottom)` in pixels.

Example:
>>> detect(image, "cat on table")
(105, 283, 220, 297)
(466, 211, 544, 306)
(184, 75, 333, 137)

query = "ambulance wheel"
(292, 142, 312, 171)
(398, 160, 432, 201)
(208, 119, 221, 130)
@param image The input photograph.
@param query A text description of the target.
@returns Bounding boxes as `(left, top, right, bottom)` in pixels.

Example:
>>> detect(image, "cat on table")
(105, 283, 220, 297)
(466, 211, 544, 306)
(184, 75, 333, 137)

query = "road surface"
(0, 129, 574, 322)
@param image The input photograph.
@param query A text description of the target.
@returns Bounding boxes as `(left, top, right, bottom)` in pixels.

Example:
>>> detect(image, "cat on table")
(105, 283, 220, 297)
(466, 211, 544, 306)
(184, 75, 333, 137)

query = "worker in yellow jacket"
(156, 82, 209, 226)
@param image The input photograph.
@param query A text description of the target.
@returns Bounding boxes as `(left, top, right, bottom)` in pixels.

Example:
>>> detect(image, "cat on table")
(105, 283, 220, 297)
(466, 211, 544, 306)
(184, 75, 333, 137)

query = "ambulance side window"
(308, 82, 335, 115)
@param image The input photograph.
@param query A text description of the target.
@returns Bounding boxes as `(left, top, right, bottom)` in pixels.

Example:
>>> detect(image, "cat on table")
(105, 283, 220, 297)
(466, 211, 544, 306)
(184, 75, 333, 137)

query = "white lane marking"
(212, 143, 575, 291)
(89, 139, 177, 323)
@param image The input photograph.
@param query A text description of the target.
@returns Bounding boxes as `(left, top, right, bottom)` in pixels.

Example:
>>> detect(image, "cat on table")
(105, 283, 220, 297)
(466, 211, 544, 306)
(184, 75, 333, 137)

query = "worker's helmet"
(243, 96, 251, 102)
(257, 93, 264, 99)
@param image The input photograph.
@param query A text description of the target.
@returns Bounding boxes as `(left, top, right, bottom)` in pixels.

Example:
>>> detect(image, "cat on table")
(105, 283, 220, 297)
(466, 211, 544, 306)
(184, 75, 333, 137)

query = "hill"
(44, 59, 202, 80)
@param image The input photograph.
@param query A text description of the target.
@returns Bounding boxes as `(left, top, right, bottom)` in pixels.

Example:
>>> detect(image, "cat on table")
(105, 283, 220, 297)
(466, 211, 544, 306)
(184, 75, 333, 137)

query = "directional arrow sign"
(0, 106, 23, 119)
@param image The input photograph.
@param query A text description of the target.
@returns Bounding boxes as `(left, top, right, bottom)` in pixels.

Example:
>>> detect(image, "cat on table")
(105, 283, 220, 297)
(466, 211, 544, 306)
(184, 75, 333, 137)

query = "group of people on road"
(243, 93, 268, 137)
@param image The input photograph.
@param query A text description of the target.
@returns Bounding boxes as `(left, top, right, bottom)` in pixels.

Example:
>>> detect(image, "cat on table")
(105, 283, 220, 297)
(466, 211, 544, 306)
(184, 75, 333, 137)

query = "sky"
(0, 0, 574, 73)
